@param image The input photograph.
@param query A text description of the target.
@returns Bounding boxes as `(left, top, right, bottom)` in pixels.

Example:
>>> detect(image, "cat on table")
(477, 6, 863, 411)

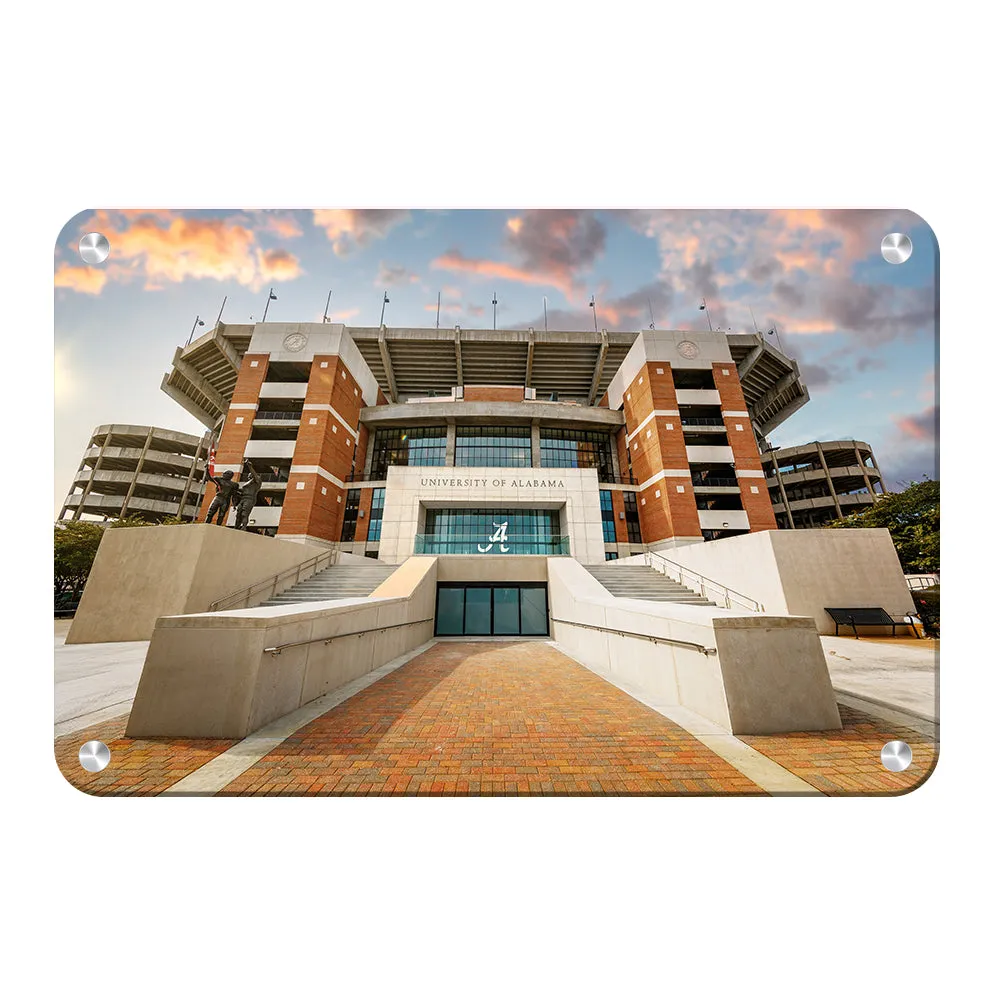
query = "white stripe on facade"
(229, 403, 258, 410)
(722, 410, 749, 417)
(638, 469, 691, 492)
(736, 469, 766, 479)
(290, 465, 346, 489)
(625, 409, 682, 445)
(301, 404, 360, 441)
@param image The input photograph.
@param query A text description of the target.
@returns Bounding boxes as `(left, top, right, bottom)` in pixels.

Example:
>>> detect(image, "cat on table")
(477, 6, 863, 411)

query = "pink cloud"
(313, 209, 409, 255)
(54, 263, 107, 295)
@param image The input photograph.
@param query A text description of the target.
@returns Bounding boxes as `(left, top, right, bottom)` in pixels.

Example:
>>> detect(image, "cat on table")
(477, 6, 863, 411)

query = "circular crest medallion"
(283, 333, 307, 352)
(677, 340, 700, 359)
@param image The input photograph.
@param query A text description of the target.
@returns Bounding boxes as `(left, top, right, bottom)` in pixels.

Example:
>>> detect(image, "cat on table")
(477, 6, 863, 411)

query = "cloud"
(377, 261, 419, 286)
(877, 403, 939, 486)
(313, 209, 409, 255)
(617, 209, 936, 347)
(894, 404, 938, 442)
(69, 211, 303, 293)
(330, 307, 360, 321)
(434, 210, 607, 298)
(257, 248, 302, 283)
(432, 250, 567, 293)
(54, 263, 106, 295)
(466, 304, 485, 317)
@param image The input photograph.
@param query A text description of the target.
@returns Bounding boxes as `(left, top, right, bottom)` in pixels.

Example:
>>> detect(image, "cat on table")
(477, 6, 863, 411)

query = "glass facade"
(455, 426, 530, 467)
(367, 487, 385, 542)
(435, 584, 549, 636)
(370, 426, 447, 479)
(540, 428, 614, 481)
(623, 491, 642, 544)
(340, 489, 360, 541)
(418, 508, 565, 555)
(599, 489, 616, 543)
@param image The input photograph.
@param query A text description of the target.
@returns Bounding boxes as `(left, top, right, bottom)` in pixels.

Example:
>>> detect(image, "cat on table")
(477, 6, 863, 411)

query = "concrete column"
(770, 451, 795, 529)
(120, 427, 154, 518)
(75, 430, 110, 520)
(854, 442, 875, 500)
(530, 422, 541, 467)
(814, 442, 842, 519)
(445, 422, 457, 466)
(609, 431, 621, 481)
(363, 429, 376, 480)
(178, 432, 208, 521)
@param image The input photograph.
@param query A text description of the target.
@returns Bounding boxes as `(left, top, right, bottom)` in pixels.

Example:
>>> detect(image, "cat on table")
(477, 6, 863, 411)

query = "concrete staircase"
(260, 562, 396, 606)
(585, 563, 716, 605)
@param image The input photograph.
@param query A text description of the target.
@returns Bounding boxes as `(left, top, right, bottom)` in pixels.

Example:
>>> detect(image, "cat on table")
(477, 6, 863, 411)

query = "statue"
(234, 460, 262, 530)
(204, 469, 240, 525)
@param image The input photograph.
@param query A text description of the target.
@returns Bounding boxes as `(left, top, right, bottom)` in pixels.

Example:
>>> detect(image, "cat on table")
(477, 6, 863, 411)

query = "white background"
(4, 1, 991, 996)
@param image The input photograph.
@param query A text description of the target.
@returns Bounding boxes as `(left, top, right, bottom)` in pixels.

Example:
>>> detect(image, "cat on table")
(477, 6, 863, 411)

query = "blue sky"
(54, 208, 938, 515)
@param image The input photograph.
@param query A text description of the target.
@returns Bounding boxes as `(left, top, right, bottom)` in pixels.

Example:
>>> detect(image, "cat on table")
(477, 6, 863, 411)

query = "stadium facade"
(162, 321, 809, 561)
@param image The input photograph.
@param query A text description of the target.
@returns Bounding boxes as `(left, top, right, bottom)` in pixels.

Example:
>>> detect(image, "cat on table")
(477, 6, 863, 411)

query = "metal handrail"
(550, 617, 716, 656)
(208, 547, 338, 612)
(264, 617, 435, 655)
(644, 550, 763, 612)
(692, 477, 739, 487)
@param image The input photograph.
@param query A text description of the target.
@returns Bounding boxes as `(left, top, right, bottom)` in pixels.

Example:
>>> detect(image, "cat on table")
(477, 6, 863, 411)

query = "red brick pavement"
(742, 705, 937, 795)
(55, 714, 237, 796)
(218, 641, 766, 796)
(53, 643, 938, 797)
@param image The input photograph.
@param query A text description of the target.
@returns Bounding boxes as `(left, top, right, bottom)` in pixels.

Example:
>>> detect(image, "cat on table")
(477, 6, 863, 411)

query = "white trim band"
(302, 404, 360, 441)
(626, 409, 682, 445)
(290, 465, 347, 489)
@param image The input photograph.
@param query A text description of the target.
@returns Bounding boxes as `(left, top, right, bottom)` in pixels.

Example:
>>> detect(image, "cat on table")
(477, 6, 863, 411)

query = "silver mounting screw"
(79, 740, 111, 772)
(880, 740, 912, 772)
(79, 232, 110, 265)
(881, 233, 912, 264)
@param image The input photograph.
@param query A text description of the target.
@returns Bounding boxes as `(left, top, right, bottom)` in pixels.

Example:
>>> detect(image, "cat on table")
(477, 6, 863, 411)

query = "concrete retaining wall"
(653, 529, 915, 635)
(125, 556, 438, 739)
(67, 524, 327, 644)
(548, 558, 841, 734)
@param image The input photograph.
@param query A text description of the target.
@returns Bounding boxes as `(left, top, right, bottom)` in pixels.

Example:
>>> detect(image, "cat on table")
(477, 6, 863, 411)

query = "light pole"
(186, 315, 205, 346)
(379, 289, 389, 327)
(492, 291, 498, 330)
(699, 298, 714, 331)
(261, 287, 277, 323)
(589, 295, 598, 333)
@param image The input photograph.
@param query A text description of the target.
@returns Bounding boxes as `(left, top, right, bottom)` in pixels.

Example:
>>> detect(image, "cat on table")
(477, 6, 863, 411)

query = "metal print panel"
(54, 208, 939, 796)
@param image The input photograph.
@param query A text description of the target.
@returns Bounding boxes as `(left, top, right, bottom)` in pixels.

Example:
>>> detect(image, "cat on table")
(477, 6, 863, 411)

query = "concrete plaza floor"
(54, 621, 938, 797)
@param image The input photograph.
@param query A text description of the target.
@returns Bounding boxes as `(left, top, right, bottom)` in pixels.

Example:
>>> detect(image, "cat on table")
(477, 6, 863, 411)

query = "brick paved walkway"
(742, 705, 936, 795)
(54, 641, 937, 797)
(55, 714, 236, 796)
(217, 641, 765, 796)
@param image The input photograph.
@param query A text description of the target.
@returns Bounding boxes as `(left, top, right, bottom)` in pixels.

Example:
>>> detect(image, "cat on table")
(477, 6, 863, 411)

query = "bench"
(824, 607, 920, 639)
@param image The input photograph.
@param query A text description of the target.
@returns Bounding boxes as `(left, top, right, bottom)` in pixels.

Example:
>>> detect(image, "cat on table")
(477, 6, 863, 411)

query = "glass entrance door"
(435, 584, 549, 637)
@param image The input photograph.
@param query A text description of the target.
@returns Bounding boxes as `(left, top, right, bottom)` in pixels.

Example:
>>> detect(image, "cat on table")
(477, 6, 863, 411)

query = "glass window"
(455, 426, 531, 468)
(341, 489, 360, 541)
(464, 587, 492, 634)
(599, 489, 616, 543)
(605, 551, 618, 561)
(436, 586, 465, 635)
(622, 491, 642, 544)
(367, 487, 385, 542)
(540, 428, 614, 481)
(421, 508, 563, 554)
(370, 426, 447, 478)
(519, 586, 548, 635)
(493, 587, 520, 635)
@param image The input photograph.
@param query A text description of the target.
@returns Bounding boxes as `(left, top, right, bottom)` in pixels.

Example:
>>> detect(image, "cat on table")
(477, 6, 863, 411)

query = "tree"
(54, 521, 106, 597)
(828, 478, 939, 573)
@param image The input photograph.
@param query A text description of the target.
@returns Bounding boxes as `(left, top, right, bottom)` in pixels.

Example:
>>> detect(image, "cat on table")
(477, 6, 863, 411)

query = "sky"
(53, 208, 938, 516)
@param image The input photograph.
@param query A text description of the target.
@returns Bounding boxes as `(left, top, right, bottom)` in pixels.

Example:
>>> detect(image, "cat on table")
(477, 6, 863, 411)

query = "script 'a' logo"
(478, 521, 510, 553)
